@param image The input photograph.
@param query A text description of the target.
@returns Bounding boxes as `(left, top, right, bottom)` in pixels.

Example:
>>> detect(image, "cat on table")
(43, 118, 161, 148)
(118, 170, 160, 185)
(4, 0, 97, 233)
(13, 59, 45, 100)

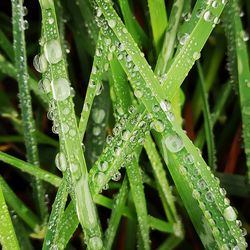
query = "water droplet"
(33, 54, 48, 73)
(197, 179, 206, 190)
(89, 236, 103, 250)
(223, 206, 237, 221)
(55, 152, 67, 172)
(193, 51, 201, 60)
(183, 154, 194, 164)
(22, 6, 28, 16)
(241, 31, 249, 42)
(121, 130, 131, 141)
(93, 126, 101, 136)
(164, 134, 184, 153)
(166, 111, 175, 122)
(160, 100, 171, 112)
(112, 172, 121, 181)
(151, 120, 165, 132)
(205, 191, 214, 202)
(192, 189, 200, 199)
(134, 89, 143, 98)
(51, 78, 71, 101)
(92, 109, 105, 124)
(212, 1, 218, 8)
(48, 17, 54, 24)
(179, 33, 189, 45)
(96, 8, 102, 17)
(22, 20, 29, 30)
(108, 19, 116, 28)
(98, 161, 108, 172)
(44, 39, 63, 64)
(38, 78, 51, 93)
(203, 11, 212, 22)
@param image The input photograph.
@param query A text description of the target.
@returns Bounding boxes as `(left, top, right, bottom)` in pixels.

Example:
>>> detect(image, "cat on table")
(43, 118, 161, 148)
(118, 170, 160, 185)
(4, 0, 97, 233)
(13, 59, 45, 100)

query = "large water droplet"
(38, 78, 51, 93)
(51, 78, 71, 101)
(92, 109, 105, 124)
(33, 54, 48, 73)
(164, 134, 184, 153)
(223, 206, 237, 221)
(89, 236, 103, 250)
(55, 152, 67, 171)
(44, 39, 63, 64)
(108, 19, 116, 28)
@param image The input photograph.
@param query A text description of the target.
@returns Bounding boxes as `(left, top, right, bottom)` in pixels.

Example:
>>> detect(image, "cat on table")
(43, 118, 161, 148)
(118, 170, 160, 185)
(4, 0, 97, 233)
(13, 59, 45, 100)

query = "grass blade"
(0, 183, 20, 250)
(11, 0, 47, 219)
(38, 0, 103, 248)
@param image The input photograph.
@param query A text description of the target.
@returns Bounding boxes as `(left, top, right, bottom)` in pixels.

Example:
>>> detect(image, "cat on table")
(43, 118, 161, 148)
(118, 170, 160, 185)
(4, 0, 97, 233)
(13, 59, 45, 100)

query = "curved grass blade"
(11, 0, 48, 220)
(0, 183, 20, 250)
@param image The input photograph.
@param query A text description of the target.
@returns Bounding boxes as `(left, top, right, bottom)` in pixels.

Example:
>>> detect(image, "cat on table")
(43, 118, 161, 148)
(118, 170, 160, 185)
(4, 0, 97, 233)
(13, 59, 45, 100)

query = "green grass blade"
(78, 33, 108, 140)
(127, 157, 150, 250)
(38, 0, 103, 248)
(92, 1, 247, 248)
(0, 151, 61, 187)
(195, 83, 232, 149)
(197, 61, 216, 170)
(155, 0, 184, 76)
(42, 175, 68, 250)
(0, 29, 14, 61)
(0, 183, 20, 250)
(104, 177, 129, 250)
(118, 0, 148, 48)
(223, 0, 250, 181)
(11, 0, 47, 220)
(0, 176, 41, 231)
(148, 0, 168, 53)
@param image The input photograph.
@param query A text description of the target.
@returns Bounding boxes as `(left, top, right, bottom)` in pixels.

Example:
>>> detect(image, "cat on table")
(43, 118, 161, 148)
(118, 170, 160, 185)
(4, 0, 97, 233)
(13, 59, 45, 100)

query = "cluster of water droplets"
(90, 105, 151, 193)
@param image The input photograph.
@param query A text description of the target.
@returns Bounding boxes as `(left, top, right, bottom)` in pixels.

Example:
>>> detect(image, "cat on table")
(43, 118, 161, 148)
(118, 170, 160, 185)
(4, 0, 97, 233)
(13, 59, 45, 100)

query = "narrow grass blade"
(197, 61, 216, 170)
(223, 0, 250, 181)
(155, 0, 184, 76)
(0, 29, 14, 61)
(0, 183, 20, 250)
(195, 83, 232, 149)
(0, 151, 61, 187)
(148, 0, 168, 53)
(0, 176, 41, 231)
(118, 0, 148, 48)
(104, 177, 129, 250)
(11, 0, 47, 219)
(42, 175, 68, 250)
